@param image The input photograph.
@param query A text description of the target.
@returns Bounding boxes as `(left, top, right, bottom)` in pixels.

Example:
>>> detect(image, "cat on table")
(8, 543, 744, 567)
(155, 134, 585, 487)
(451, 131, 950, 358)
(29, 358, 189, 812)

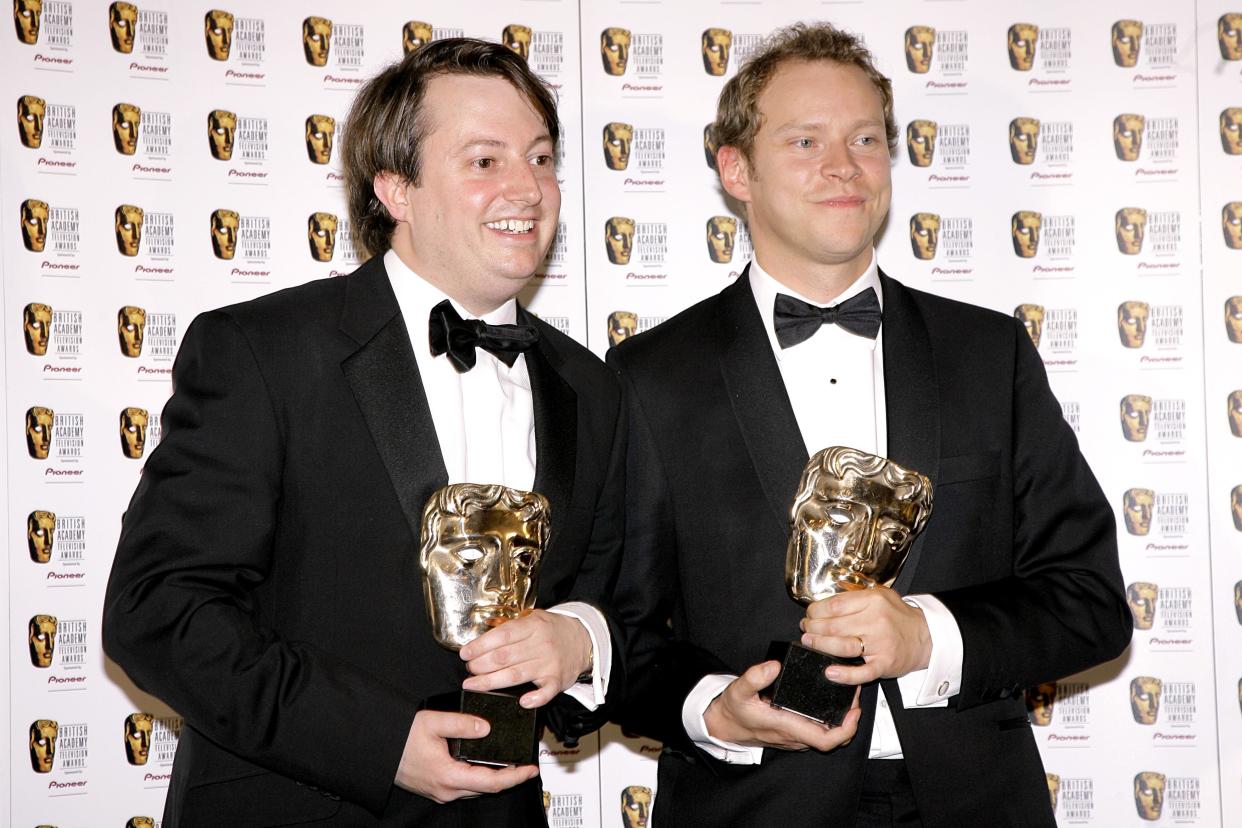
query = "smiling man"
(608, 23, 1128, 827)
(103, 39, 624, 827)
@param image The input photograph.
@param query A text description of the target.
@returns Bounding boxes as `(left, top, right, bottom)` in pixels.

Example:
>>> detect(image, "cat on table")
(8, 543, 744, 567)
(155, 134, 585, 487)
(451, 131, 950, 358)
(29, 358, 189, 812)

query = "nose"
(504, 159, 545, 206)
(819, 141, 861, 182)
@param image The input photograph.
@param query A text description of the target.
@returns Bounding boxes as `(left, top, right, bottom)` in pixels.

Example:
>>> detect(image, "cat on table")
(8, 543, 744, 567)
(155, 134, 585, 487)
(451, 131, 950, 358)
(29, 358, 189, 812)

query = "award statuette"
(762, 446, 934, 725)
(420, 483, 550, 766)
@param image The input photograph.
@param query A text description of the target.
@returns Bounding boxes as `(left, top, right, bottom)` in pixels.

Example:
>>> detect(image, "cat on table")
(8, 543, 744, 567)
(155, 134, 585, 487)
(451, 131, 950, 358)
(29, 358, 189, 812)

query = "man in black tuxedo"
(608, 23, 1130, 827)
(103, 39, 623, 826)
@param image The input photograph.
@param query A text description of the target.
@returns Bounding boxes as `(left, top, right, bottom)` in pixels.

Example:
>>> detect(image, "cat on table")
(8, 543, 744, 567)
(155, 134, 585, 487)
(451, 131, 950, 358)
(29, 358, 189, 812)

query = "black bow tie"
(428, 299, 539, 372)
(773, 287, 882, 349)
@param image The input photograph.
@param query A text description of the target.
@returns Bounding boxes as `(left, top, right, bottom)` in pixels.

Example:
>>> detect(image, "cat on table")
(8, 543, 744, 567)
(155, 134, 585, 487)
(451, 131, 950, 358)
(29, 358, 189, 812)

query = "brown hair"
(711, 22, 897, 166)
(342, 38, 560, 258)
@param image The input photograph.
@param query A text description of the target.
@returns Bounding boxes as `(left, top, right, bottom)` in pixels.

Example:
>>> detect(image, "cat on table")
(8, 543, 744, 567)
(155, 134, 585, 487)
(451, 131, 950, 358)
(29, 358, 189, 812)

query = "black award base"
(425, 684, 539, 767)
(759, 640, 864, 726)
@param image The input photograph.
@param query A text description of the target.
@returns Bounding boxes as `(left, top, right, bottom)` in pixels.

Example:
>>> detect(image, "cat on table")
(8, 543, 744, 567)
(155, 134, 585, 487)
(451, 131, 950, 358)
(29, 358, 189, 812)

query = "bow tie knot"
(429, 299, 539, 372)
(773, 287, 882, 349)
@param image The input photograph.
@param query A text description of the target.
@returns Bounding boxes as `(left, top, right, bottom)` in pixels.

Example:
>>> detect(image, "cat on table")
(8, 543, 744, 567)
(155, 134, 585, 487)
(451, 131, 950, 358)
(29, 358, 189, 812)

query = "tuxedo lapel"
(879, 272, 941, 593)
(521, 311, 577, 544)
(338, 257, 448, 545)
(716, 268, 808, 539)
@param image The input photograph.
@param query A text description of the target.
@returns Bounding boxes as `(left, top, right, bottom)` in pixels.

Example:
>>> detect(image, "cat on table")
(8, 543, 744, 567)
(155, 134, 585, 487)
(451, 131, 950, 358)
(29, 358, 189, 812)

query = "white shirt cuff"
(682, 674, 765, 764)
(548, 602, 610, 710)
(898, 594, 962, 707)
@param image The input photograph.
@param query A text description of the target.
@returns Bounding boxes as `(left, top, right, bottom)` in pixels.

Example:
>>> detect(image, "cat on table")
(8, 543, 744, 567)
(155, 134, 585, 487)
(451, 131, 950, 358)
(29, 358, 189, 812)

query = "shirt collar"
(748, 251, 883, 356)
(384, 248, 518, 327)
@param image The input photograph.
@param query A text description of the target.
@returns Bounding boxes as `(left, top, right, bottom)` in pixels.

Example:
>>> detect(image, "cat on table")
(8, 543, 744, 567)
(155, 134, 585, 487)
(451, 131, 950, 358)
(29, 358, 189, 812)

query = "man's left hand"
(800, 587, 931, 684)
(460, 609, 592, 708)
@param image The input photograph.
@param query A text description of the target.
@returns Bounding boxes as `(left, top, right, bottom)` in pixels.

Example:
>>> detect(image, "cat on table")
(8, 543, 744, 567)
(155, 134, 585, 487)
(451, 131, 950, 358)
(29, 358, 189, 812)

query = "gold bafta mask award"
(1127, 582, 1158, 630)
(607, 311, 638, 347)
(308, 212, 337, 261)
(211, 208, 239, 260)
(1130, 676, 1162, 725)
(115, 203, 144, 256)
(703, 123, 719, 170)
(1229, 390, 1242, 437)
(602, 121, 633, 171)
(1008, 117, 1039, 165)
(909, 212, 940, 260)
(14, 0, 42, 44)
(128, 819, 155, 828)
(502, 24, 532, 61)
(112, 102, 141, 155)
(904, 26, 934, 74)
(208, 108, 236, 161)
(29, 614, 57, 668)
(1112, 20, 1143, 68)
(420, 483, 549, 766)
(28, 510, 55, 563)
(621, 785, 652, 828)
(1011, 211, 1042, 258)
(1222, 108, 1242, 155)
(701, 28, 731, 76)
(1007, 23, 1038, 71)
(605, 216, 634, 265)
(303, 16, 331, 66)
(1026, 681, 1056, 726)
(305, 114, 335, 165)
(1134, 771, 1165, 821)
(204, 9, 233, 60)
(1046, 773, 1061, 813)
(109, 1, 136, 54)
(18, 94, 45, 148)
(26, 406, 53, 459)
(1118, 301, 1150, 348)
(905, 119, 937, 167)
(1116, 207, 1147, 255)
(1226, 296, 1242, 343)
(761, 447, 933, 725)
(1122, 488, 1155, 536)
(1223, 13, 1242, 60)
(706, 215, 736, 263)
(1120, 394, 1152, 442)
(1223, 202, 1242, 250)
(24, 302, 52, 356)
(1014, 304, 1044, 349)
(1114, 114, 1145, 161)
(125, 712, 153, 765)
(30, 719, 58, 773)
(120, 407, 149, 459)
(402, 20, 432, 55)
(21, 198, 48, 252)
(601, 27, 630, 75)
(118, 305, 146, 357)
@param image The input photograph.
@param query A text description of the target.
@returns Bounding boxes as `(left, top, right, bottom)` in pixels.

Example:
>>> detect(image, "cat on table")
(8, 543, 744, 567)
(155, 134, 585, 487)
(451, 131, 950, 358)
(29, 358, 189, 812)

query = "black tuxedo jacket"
(103, 256, 625, 827)
(606, 269, 1130, 827)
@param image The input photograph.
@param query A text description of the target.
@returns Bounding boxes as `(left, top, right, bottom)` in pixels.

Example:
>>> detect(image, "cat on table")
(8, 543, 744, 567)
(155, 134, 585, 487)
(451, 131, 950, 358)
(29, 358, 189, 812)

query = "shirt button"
(938, 681, 950, 696)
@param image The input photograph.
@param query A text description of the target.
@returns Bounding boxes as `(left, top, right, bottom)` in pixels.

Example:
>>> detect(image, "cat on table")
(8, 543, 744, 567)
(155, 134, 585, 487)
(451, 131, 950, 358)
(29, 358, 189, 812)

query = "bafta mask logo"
(302, 16, 331, 66)
(305, 114, 335, 165)
(120, 406, 149, 459)
(26, 406, 53, 459)
(1014, 304, 1044, 348)
(602, 121, 633, 171)
(905, 119, 937, 167)
(1236, 580, 1242, 621)
(419, 483, 549, 650)
(1115, 207, 1147, 255)
(1120, 394, 1152, 442)
(24, 302, 52, 356)
(21, 198, 48, 252)
(208, 108, 236, 161)
(204, 9, 233, 60)
(703, 123, 719, 171)
(1113, 114, 1145, 161)
(904, 26, 935, 74)
(1223, 202, 1242, 249)
(1007, 23, 1038, 71)
(787, 447, 933, 601)
(1011, 211, 1042, 258)
(30, 719, 58, 773)
(1229, 390, 1242, 437)
(29, 614, 57, 668)
(115, 203, 144, 257)
(601, 27, 631, 75)
(502, 24, 532, 61)
(701, 28, 732, 76)
(1122, 488, 1155, 536)
(124, 712, 153, 765)
(402, 20, 432, 55)
(1026, 681, 1056, 726)
(1222, 108, 1242, 155)
(1234, 485, 1242, 531)
(909, 212, 940, 260)
(1130, 676, 1162, 725)
(28, 510, 55, 563)
(128, 819, 155, 828)
(1046, 773, 1061, 813)
(211, 208, 239, 260)
(109, 1, 137, 54)
(1220, 13, 1242, 60)
(112, 102, 141, 155)
(1008, 117, 1039, 165)
(607, 311, 637, 347)
(308, 212, 337, 262)
(14, 0, 41, 44)
(1118, 301, 1150, 348)
(118, 305, 146, 357)
(1226, 296, 1242, 343)
(543, 790, 552, 812)
(1127, 581, 1158, 630)
(1134, 771, 1165, 821)
(706, 215, 736, 263)
(18, 93, 45, 148)
(605, 216, 635, 265)
(621, 785, 652, 828)
(1112, 20, 1143, 67)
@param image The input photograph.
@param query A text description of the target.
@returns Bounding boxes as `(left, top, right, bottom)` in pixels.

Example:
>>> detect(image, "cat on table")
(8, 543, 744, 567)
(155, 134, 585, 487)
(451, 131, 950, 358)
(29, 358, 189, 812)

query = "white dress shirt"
(384, 249, 610, 709)
(683, 253, 963, 762)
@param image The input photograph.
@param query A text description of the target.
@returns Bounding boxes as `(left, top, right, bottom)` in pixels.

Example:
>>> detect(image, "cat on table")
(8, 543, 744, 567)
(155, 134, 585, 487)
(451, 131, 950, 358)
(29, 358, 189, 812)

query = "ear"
(373, 172, 411, 224)
(717, 145, 753, 205)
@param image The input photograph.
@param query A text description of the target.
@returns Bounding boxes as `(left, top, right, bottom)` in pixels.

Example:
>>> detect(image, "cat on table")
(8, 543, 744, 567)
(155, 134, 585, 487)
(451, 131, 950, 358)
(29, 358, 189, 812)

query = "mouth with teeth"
(485, 219, 536, 234)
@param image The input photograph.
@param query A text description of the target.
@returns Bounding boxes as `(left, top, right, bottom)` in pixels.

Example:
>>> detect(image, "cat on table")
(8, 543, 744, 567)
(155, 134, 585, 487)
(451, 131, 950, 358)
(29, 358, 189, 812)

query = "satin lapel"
(522, 311, 577, 542)
(717, 268, 808, 538)
(880, 272, 941, 593)
(339, 257, 448, 544)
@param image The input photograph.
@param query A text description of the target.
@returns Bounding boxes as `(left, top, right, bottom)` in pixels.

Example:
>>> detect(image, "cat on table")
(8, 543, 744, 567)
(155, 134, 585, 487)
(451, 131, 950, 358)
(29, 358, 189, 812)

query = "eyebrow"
(457, 133, 555, 154)
(772, 119, 884, 134)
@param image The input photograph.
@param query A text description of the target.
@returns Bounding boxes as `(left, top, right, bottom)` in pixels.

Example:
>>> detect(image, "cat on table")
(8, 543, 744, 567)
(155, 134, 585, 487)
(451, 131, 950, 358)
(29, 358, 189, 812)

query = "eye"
(532, 154, 554, 167)
(826, 506, 852, 525)
(456, 546, 484, 564)
(473, 157, 495, 169)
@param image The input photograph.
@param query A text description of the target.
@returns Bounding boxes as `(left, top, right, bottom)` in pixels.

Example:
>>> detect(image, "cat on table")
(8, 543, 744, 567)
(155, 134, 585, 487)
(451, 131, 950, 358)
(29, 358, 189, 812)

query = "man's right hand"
(395, 710, 539, 803)
(702, 661, 861, 752)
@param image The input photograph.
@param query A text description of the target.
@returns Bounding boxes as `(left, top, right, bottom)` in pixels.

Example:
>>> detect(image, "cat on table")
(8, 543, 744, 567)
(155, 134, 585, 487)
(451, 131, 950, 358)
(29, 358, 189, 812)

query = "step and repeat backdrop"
(4, 1, 1240, 825)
